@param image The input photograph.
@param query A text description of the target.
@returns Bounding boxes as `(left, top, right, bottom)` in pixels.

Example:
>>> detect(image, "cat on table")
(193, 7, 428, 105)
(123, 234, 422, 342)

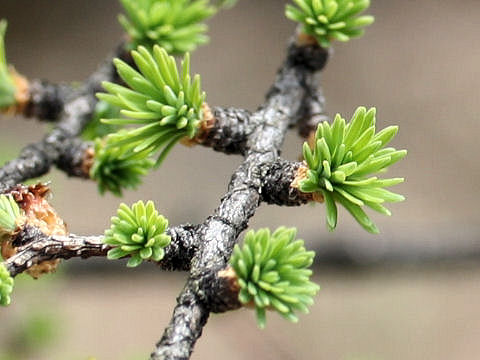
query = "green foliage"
(212, 0, 237, 9)
(0, 20, 16, 109)
(0, 194, 22, 234)
(230, 227, 320, 328)
(0, 305, 60, 359)
(0, 263, 14, 306)
(82, 100, 121, 141)
(10, 312, 57, 351)
(104, 200, 171, 267)
(286, 0, 374, 48)
(300, 107, 407, 233)
(119, 0, 218, 54)
(98, 45, 205, 166)
(90, 136, 154, 196)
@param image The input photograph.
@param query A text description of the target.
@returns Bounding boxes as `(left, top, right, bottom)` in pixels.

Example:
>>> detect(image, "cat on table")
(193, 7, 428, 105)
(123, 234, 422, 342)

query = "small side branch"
(261, 159, 311, 206)
(5, 226, 107, 277)
(23, 80, 75, 122)
(0, 134, 93, 192)
(199, 106, 254, 155)
(0, 47, 128, 190)
(4, 224, 200, 277)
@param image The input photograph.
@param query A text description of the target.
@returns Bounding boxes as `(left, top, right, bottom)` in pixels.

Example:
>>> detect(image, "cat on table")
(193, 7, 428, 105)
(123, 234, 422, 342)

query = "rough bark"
(0, 57, 116, 191)
(151, 42, 328, 360)
(5, 224, 200, 276)
(23, 80, 74, 122)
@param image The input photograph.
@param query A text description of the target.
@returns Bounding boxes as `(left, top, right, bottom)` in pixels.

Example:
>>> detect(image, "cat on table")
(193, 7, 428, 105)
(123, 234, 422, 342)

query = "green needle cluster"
(90, 136, 154, 196)
(0, 19, 16, 109)
(0, 194, 22, 235)
(82, 100, 121, 141)
(300, 107, 407, 233)
(119, 0, 218, 54)
(104, 200, 171, 267)
(0, 263, 14, 306)
(230, 227, 320, 328)
(98, 45, 205, 166)
(286, 0, 374, 48)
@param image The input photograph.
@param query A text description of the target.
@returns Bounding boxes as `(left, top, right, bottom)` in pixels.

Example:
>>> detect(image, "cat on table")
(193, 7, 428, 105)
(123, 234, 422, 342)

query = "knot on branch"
(287, 43, 329, 71)
(57, 139, 92, 178)
(24, 80, 69, 121)
(194, 267, 242, 314)
(200, 107, 253, 154)
(1, 184, 66, 278)
(158, 225, 198, 272)
(260, 160, 312, 206)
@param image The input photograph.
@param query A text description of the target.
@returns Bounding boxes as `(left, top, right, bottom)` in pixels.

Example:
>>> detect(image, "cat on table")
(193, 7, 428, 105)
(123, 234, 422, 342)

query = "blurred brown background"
(0, 1, 479, 359)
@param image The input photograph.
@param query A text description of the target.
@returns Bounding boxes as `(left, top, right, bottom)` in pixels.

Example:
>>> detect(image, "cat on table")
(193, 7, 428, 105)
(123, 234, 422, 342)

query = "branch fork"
(0, 37, 329, 360)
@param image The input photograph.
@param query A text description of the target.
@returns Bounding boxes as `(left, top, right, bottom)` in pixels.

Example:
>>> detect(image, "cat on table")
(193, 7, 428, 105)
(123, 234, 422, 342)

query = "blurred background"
(0, 0, 479, 359)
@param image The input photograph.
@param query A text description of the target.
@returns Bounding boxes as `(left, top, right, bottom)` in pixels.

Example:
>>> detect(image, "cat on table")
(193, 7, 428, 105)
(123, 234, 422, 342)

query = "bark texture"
(5, 224, 201, 276)
(23, 80, 74, 122)
(0, 57, 116, 191)
(151, 42, 328, 360)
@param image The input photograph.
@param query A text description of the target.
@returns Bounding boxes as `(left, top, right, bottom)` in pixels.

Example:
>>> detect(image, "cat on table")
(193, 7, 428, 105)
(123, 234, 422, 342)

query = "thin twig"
(4, 224, 200, 277)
